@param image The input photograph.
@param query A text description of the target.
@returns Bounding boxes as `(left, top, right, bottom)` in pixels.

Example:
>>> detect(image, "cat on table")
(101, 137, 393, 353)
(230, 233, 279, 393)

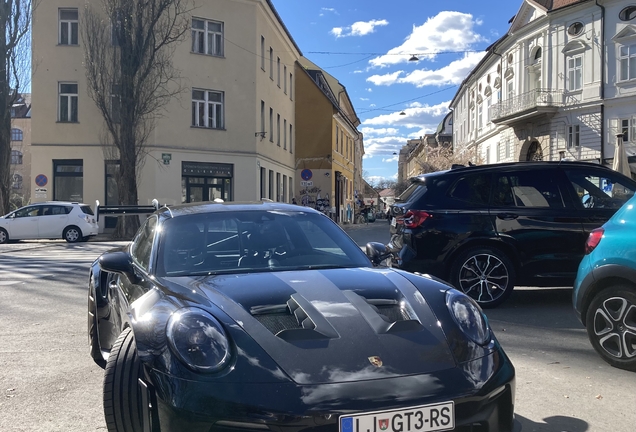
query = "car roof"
(156, 201, 321, 218)
(410, 161, 624, 182)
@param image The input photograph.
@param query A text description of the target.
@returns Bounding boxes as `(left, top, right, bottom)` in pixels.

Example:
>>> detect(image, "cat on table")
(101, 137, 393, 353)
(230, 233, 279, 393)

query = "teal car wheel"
(586, 285, 636, 372)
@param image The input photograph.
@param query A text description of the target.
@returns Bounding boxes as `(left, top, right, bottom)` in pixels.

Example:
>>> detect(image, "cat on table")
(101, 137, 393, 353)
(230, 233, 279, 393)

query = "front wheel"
(63, 226, 82, 243)
(103, 328, 144, 432)
(585, 285, 636, 371)
(450, 247, 515, 308)
(0, 228, 8, 244)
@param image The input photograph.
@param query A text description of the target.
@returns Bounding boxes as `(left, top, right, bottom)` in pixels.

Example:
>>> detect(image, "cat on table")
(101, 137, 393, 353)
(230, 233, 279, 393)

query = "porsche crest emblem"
(368, 356, 383, 367)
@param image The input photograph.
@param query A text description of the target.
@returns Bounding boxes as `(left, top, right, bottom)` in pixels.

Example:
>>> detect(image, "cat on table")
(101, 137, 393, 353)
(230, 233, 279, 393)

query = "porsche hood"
(173, 268, 456, 385)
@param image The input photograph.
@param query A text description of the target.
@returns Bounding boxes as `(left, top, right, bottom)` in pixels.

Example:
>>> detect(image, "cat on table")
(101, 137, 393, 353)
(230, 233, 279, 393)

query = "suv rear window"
(80, 205, 94, 216)
(398, 182, 427, 203)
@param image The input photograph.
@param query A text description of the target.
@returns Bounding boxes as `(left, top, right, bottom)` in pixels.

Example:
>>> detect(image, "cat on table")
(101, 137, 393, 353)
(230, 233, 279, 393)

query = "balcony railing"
(490, 88, 563, 123)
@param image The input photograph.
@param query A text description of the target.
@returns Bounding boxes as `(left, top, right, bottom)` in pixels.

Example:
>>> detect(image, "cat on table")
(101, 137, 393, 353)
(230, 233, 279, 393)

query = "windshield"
(156, 210, 371, 277)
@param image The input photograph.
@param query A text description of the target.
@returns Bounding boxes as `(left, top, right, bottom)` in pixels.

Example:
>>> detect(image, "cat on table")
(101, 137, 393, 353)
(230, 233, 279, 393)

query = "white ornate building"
(450, 0, 636, 176)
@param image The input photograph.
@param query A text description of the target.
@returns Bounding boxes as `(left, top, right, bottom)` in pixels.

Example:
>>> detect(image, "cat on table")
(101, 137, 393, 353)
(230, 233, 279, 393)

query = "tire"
(103, 328, 144, 432)
(88, 282, 107, 369)
(585, 285, 636, 371)
(450, 247, 515, 308)
(63, 226, 82, 243)
(0, 228, 8, 244)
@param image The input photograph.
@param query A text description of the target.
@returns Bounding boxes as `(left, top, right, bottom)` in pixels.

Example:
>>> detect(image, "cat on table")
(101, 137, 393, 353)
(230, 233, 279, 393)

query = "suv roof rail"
(451, 164, 465, 169)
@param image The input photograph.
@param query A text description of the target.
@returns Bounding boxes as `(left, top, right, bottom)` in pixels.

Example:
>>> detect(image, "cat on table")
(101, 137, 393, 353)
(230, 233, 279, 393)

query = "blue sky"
(272, 0, 521, 184)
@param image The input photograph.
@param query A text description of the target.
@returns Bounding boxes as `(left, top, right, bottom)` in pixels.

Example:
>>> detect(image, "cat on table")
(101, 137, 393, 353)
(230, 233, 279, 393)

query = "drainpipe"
(597, 0, 606, 165)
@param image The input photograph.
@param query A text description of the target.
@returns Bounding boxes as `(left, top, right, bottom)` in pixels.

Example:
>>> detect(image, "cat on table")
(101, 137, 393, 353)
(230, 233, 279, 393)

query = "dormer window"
(568, 22, 584, 36)
(619, 6, 636, 21)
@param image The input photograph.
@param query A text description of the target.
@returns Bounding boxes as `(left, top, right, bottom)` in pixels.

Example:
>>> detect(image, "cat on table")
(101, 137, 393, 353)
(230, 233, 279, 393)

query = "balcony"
(490, 89, 563, 125)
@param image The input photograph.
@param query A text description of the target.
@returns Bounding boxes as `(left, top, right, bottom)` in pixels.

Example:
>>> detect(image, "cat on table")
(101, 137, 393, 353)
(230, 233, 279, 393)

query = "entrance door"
(184, 177, 229, 203)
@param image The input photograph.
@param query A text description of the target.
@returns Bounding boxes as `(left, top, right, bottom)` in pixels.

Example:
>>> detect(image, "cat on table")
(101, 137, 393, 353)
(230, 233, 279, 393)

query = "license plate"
(390, 217, 397, 227)
(340, 402, 454, 432)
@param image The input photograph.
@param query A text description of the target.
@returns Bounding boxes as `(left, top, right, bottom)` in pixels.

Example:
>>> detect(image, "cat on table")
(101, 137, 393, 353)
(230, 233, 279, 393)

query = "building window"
(289, 73, 293, 100)
(485, 97, 491, 124)
(12, 173, 23, 190)
(269, 48, 273, 80)
(486, 146, 490, 164)
(283, 119, 287, 149)
(619, 44, 636, 81)
(277, 57, 281, 87)
(336, 125, 339, 152)
(268, 170, 274, 199)
(276, 114, 280, 146)
(619, 6, 636, 21)
(276, 172, 281, 201)
(567, 55, 583, 91)
(59, 9, 78, 45)
(284, 66, 287, 93)
(11, 150, 23, 165)
(59, 82, 78, 122)
(11, 128, 23, 141)
(191, 18, 224, 56)
(260, 36, 265, 70)
(506, 80, 514, 100)
(619, 118, 636, 142)
(54, 159, 83, 202)
(283, 175, 287, 203)
(260, 167, 266, 199)
(477, 103, 483, 129)
(269, 108, 273, 142)
(568, 125, 580, 148)
(191, 89, 224, 129)
(260, 100, 265, 136)
(289, 123, 293, 153)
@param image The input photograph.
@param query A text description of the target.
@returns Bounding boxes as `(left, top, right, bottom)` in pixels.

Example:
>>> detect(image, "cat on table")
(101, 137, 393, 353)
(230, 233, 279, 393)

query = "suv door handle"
(497, 213, 519, 220)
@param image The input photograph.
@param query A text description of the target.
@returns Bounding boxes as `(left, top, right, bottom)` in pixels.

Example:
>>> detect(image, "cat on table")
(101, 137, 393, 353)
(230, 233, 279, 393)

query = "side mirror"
(99, 251, 138, 281)
(366, 242, 389, 266)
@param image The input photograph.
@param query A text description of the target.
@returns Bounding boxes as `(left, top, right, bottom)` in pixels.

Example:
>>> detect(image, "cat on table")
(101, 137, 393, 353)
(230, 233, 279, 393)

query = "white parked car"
(0, 202, 99, 244)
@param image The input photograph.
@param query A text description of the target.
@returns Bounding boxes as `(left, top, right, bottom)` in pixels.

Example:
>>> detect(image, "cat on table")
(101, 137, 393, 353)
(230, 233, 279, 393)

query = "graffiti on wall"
(299, 186, 330, 214)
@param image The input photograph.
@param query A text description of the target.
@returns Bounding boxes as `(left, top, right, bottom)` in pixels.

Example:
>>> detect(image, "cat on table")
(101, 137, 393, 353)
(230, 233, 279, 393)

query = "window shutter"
(609, 118, 619, 146)
(631, 116, 636, 143)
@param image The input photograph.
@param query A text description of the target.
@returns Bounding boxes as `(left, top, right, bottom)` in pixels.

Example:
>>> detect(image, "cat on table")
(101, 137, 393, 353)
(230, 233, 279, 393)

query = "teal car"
(573, 194, 636, 371)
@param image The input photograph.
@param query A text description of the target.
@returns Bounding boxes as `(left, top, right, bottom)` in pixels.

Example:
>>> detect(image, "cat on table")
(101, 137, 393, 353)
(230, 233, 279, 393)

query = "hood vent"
(250, 294, 339, 342)
(343, 291, 423, 334)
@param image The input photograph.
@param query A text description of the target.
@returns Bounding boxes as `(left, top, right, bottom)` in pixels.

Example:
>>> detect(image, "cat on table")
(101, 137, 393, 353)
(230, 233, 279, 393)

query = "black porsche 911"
(88, 202, 516, 432)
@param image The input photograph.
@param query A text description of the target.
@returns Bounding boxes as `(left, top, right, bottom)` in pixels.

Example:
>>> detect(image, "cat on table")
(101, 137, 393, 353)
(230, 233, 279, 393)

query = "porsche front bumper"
(140, 349, 515, 432)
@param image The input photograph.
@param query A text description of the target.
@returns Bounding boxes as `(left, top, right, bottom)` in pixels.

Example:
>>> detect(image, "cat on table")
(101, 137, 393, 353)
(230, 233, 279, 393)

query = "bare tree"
(0, 0, 34, 215)
(415, 143, 483, 174)
(80, 0, 191, 238)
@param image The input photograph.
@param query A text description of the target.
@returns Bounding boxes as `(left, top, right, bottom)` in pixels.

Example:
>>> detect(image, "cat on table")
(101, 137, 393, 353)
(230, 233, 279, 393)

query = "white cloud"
(382, 156, 399, 163)
(353, 70, 364, 74)
(367, 71, 403, 86)
(360, 127, 400, 136)
(359, 97, 370, 101)
(319, 7, 339, 17)
(366, 51, 486, 87)
(330, 19, 388, 38)
(362, 101, 450, 129)
(366, 88, 373, 92)
(368, 11, 486, 68)
(363, 135, 408, 157)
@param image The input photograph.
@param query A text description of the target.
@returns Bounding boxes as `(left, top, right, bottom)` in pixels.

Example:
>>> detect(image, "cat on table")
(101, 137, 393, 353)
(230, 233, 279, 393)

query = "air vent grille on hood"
(250, 294, 339, 341)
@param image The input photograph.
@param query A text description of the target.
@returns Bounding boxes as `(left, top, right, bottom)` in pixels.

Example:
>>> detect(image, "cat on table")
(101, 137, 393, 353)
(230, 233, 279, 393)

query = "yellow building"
(31, 0, 301, 230)
(294, 58, 363, 223)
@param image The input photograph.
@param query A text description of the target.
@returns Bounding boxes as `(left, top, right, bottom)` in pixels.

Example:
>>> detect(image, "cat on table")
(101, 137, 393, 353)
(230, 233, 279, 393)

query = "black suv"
(387, 161, 636, 308)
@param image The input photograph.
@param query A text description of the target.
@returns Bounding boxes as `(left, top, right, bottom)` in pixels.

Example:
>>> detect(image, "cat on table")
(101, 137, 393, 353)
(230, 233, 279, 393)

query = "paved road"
(1, 236, 635, 431)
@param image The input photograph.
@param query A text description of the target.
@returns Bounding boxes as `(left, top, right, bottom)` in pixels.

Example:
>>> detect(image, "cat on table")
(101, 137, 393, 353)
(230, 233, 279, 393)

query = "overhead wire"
(222, 32, 596, 117)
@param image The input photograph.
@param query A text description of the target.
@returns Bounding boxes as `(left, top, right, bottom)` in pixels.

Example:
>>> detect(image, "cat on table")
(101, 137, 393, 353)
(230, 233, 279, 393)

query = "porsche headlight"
(446, 290, 490, 346)
(167, 308, 231, 373)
